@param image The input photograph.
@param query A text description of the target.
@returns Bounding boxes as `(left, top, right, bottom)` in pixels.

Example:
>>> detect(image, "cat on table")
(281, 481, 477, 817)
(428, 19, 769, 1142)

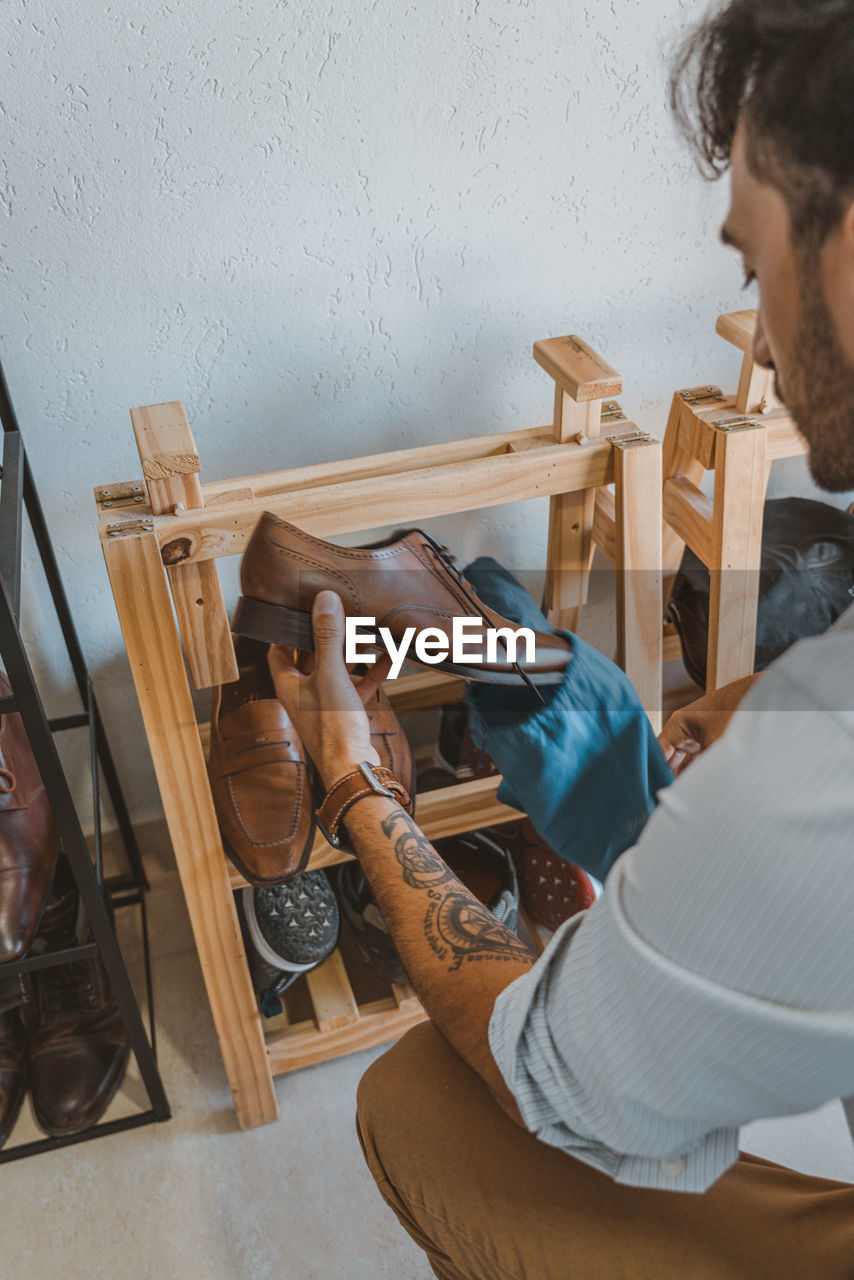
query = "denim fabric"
(464, 558, 673, 883)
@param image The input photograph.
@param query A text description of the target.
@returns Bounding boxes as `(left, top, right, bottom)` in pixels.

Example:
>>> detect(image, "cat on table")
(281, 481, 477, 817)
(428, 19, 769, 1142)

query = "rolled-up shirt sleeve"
(489, 654, 854, 1192)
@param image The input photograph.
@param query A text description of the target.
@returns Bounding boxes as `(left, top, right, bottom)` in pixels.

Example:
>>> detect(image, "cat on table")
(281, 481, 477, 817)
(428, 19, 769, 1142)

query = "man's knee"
(357, 1019, 446, 1163)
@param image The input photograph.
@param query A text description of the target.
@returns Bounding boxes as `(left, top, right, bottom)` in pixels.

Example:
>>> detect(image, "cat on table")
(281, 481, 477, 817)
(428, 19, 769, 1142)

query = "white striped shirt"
(489, 603, 854, 1192)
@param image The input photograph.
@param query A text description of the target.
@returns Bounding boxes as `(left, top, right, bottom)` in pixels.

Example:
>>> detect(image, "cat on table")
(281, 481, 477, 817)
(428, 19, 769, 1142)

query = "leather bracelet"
(315, 761, 411, 848)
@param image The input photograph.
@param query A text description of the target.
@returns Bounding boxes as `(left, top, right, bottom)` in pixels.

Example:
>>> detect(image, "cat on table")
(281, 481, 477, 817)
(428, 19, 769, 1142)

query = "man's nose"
(752, 311, 774, 370)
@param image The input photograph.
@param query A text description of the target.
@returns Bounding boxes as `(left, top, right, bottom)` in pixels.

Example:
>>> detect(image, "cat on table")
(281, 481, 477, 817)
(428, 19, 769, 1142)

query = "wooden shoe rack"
(662, 309, 809, 689)
(95, 334, 662, 1130)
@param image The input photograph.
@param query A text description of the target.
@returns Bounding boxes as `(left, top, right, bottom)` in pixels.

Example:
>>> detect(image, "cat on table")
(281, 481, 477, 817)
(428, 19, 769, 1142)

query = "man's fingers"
(356, 652, 392, 703)
(311, 591, 353, 699)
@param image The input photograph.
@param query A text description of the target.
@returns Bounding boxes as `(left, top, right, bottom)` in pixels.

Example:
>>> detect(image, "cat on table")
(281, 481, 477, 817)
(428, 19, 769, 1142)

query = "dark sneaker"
(241, 871, 339, 975)
(335, 829, 520, 985)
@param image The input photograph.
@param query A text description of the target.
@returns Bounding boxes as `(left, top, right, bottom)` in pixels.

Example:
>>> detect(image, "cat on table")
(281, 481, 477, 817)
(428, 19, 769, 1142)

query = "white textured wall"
(0, 0, 839, 824)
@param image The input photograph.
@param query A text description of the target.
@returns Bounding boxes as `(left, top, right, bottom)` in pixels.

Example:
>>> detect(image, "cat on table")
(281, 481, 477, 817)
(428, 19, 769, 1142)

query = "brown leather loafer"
(365, 685, 415, 816)
(209, 637, 315, 885)
(28, 887, 130, 1137)
(0, 1006, 27, 1148)
(233, 515, 571, 691)
(0, 671, 59, 963)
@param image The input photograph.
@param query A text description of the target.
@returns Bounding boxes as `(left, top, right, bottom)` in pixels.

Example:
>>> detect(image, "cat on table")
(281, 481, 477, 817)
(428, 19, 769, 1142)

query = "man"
(270, 1, 854, 1275)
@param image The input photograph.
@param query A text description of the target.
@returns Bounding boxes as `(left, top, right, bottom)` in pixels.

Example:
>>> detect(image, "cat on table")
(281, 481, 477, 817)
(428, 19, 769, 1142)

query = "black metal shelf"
(0, 359, 169, 1163)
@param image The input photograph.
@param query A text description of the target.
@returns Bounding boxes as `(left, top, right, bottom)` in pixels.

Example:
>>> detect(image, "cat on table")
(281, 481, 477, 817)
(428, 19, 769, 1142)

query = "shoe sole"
(232, 596, 565, 687)
(241, 885, 335, 973)
(220, 820, 316, 889)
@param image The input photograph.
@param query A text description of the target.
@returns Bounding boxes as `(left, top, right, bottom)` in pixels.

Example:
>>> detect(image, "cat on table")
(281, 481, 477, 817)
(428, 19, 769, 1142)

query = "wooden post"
(100, 524, 277, 1129)
(131, 402, 239, 690)
(535, 335, 622, 631)
(706, 421, 767, 690)
(613, 436, 663, 731)
(661, 393, 707, 610)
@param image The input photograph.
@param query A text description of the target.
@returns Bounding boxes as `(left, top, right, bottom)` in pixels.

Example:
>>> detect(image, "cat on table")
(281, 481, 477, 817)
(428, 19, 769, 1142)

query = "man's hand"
(268, 590, 392, 789)
(658, 673, 760, 776)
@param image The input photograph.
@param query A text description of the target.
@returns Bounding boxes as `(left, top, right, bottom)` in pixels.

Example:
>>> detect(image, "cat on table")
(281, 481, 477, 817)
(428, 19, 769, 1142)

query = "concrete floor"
(3, 644, 854, 1277)
(2, 841, 433, 1280)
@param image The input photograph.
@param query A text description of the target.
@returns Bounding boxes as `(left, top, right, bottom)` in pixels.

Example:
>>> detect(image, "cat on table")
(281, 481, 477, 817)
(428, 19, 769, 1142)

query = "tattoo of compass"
(381, 810, 535, 971)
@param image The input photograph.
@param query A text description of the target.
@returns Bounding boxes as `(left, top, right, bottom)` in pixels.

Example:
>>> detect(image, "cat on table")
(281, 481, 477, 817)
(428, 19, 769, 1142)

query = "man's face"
(723, 125, 854, 492)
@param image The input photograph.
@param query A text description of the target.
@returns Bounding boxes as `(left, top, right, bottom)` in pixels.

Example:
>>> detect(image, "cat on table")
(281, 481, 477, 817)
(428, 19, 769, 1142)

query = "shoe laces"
(41, 960, 100, 1016)
(420, 535, 544, 704)
(0, 766, 15, 793)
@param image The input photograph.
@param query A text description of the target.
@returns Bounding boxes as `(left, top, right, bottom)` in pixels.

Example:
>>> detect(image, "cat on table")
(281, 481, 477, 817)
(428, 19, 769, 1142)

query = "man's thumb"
(312, 590, 346, 667)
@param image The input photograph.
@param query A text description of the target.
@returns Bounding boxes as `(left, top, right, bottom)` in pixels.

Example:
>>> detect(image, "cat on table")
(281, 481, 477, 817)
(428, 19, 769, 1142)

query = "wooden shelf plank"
(225, 775, 525, 891)
(305, 951, 360, 1032)
(142, 436, 616, 567)
(266, 999, 428, 1075)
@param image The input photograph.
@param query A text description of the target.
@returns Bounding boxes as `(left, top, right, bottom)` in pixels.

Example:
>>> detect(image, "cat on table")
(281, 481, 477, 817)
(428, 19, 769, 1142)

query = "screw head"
(102, 500, 113, 508)
(133, 495, 144, 503)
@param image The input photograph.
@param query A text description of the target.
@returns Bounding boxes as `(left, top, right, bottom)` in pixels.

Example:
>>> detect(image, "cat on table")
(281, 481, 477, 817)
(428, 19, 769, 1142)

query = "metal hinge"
(712, 416, 760, 432)
(601, 400, 626, 424)
(679, 385, 725, 406)
(608, 430, 653, 447)
(96, 480, 147, 510)
(105, 519, 155, 538)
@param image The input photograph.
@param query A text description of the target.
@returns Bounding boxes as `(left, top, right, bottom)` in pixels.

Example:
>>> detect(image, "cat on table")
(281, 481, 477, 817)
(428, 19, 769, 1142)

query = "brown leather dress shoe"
(0, 1006, 27, 1148)
(28, 888, 130, 1137)
(0, 671, 59, 963)
(209, 637, 315, 885)
(233, 515, 571, 690)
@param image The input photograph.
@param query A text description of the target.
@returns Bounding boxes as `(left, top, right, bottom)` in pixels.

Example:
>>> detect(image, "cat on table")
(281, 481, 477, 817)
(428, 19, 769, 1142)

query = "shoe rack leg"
(706, 423, 768, 692)
(613, 437, 663, 731)
(735, 352, 778, 416)
(543, 389, 602, 632)
(101, 526, 277, 1129)
(661, 393, 707, 612)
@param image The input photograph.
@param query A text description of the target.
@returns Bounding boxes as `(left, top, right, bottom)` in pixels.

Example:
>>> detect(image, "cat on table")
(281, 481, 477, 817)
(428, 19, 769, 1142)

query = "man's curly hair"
(670, 0, 854, 246)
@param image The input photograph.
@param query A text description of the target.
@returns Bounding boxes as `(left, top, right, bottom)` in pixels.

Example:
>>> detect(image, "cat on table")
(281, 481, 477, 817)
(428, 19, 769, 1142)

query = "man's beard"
(779, 260, 854, 493)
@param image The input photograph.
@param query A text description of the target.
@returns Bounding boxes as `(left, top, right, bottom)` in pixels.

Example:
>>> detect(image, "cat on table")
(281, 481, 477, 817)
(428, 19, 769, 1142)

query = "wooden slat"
(706, 422, 768, 690)
(267, 999, 427, 1075)
(391, 980, 420, 1011)
(543, 395, 602, 631)
(224, 774, 525, 890)
(100, 526, 277, 1129)
(305, 950, 360, 1032)
(662, 477, 715, 568)
(662, 392, 708, 604)
(735, 352, 778, 416)
(130, 400, 203, 511)
(150, 436, 617, 567)
(613, 437, 663, 731)
(130, 401, 238, 690)
(662, 624, 683, 663)
(533, 335, 623, 403)
(715, 309, 756, 356)
(200, 424, 551, 504)
(765, 415, 808, 462)
(592, 487, 616, 564)
(385, 670, 467, 714)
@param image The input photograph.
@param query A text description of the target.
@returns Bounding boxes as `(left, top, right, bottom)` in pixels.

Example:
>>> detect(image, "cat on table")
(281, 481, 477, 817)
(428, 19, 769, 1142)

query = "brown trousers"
(356, 1023, 854, 1280)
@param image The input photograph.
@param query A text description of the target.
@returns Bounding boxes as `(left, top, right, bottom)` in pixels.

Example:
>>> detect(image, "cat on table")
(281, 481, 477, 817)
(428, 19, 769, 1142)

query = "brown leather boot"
(209, 637, 315, 885)
(233, 515, 571, 690)
(0, 1006, 27, 1148)
(28, 887, 129, 1137)
(0, 671, 59, 962)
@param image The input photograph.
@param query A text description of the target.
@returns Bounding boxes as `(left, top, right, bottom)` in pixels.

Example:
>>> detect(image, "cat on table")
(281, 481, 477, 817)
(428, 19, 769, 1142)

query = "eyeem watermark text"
(345, 616, 536, 679)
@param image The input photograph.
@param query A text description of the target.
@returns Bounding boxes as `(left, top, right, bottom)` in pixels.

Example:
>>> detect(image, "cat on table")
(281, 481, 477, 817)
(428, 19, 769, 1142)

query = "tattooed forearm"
(383, 807, 455, 890)
(381, 809, 535, 972)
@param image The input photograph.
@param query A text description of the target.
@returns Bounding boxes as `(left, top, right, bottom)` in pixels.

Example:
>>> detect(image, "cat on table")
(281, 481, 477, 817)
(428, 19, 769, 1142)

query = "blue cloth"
(464, 558, 673, 883)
